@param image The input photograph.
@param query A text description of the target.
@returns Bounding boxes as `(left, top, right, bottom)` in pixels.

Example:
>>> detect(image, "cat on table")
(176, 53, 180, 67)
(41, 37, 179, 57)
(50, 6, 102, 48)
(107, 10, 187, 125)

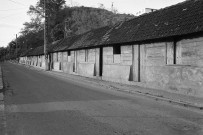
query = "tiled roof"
(20, 49, 34, 57)
(22, 0, 203, 56)
(64, 0, 203, 50)
(51, 36, 81, 52)
(68, 26, 111, 49)
(27, 46, 44, 56)
(26, 40, 64, 56)
(102, 0, 203, 45)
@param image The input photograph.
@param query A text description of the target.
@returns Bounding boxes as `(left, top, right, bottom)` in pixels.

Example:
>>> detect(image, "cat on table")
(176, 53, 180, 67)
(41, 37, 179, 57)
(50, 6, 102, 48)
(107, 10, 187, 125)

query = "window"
(68, 51, 71, 56)
(56, 53, 58, 62)
(113, 45, 121, 54)
(85, 49, 88, 62)
(166, 42, 176, 65)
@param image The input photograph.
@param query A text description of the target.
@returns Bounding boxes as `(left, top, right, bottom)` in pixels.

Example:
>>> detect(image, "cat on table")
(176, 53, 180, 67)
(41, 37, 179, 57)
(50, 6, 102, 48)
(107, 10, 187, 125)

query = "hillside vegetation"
(52, 6, 134, 40)
(0, 0, 134, 60)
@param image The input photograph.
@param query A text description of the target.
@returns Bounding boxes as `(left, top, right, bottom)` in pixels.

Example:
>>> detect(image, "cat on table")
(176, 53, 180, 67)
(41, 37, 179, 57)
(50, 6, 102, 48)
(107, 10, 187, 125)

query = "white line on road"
(6, 100, 126, 113)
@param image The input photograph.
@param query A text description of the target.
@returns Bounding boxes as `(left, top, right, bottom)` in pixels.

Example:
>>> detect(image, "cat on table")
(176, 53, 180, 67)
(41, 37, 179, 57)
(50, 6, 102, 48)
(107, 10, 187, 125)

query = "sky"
(0, 0, 185, 47)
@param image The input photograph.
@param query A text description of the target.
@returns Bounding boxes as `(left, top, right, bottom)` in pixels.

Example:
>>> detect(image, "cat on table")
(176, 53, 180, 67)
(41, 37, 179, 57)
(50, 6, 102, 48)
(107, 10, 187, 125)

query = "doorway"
(99, 47, 103, 76)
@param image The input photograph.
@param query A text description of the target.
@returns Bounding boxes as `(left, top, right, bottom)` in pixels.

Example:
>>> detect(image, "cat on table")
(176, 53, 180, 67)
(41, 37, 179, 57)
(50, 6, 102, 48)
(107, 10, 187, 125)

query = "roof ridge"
(126, 0, 198, 23)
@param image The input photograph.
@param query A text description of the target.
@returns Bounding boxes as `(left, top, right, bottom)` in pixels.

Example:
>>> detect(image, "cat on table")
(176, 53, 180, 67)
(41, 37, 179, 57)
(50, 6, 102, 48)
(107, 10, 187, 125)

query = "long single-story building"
(19, 0, 203, 97)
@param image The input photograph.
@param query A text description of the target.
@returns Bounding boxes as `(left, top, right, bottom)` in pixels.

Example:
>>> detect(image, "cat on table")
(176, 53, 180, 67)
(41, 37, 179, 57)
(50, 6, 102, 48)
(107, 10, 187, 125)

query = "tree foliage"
(51, 6, 134, 40)
(1, 0, 134, 60)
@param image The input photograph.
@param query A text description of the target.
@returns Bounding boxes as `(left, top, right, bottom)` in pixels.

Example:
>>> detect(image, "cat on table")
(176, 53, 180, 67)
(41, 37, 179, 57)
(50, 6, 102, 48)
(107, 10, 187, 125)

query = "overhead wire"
(0, 0, 30, 20)
(7, 0, 28, 6)
(0, 11, 26, 21)
(0, 8, 26, 11)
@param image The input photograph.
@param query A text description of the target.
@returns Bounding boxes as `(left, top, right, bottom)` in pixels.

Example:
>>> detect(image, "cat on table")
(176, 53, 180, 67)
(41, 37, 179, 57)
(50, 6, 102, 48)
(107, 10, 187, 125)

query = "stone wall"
(140, 37, 203, 97)
(75, 48, 99, 77)
(19, 57, 27, 64)
(78, 62, 95, 77)
(62, 62, 73, 73)
(41, 55, 45, 69)
(19, 36, 203, 97)
(87, 49, 96, 63)
(102, 46, 133, 82)
(53, 62, 61, 71)
(176, 37, 203, 66)
(61, 51, 73, 73)
(52, 52, 62, 71)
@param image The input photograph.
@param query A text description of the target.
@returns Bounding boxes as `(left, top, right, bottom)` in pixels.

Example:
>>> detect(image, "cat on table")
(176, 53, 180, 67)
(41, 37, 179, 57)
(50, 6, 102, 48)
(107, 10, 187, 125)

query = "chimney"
(136, 8, 157, 16)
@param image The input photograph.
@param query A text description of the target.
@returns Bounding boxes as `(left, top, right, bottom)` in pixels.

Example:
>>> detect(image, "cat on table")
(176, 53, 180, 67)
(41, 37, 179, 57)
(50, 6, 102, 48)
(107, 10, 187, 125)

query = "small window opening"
(56, 53, 58, 62)
(68, 51, 71, 56)
(85, 50, 88, 62)
(113, 45, 121, 54)
(174, 42, 177, 64)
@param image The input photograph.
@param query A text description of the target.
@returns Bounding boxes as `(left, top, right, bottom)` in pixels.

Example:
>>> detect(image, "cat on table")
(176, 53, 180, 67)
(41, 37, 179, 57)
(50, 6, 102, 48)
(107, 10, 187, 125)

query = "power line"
(7, 0, 27, 6)
(0, 11, 25, 21)
(0, 8, 26, 11)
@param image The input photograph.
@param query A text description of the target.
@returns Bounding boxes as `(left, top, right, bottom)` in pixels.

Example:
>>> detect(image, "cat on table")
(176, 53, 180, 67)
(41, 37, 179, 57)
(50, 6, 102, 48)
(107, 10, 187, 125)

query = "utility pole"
(44, 0, 49, 70)
(16, 34, 18, 59)
(111, 2, 114, 12)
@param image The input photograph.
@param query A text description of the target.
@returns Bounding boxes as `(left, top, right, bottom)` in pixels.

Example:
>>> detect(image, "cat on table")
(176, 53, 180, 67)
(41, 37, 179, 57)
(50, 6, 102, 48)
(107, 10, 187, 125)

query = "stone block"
(121, 45, 132, 54)
(53, 53, 58, 62)
(78, 62, 95, 77)
(68, 56, 71, 62)
(103, 55, 113, 64)
(103, 64, 131, 82)
(144, 64, 203, 97)
(176, 37, 203, 66)
(41, 62, 45, 69)
(88, 49, 96, 63)
(58, 52, 63, 62)
(113, 55, 121, 64)
(103, 47, 113, 55)
(62, 52, 68, 61)
(77, 50, 86, 62)
(53, 62, 61, 71)
(62, 62, 73, 73)
(121, 54, 132, 65)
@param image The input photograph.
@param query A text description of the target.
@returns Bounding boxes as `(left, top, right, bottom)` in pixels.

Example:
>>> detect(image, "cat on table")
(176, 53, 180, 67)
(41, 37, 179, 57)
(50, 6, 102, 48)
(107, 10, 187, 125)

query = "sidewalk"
(13, 62, 203, 110)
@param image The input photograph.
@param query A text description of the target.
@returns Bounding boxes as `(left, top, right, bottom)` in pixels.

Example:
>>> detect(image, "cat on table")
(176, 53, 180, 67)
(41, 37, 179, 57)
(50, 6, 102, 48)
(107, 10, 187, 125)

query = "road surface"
(1, 62, 203, 135)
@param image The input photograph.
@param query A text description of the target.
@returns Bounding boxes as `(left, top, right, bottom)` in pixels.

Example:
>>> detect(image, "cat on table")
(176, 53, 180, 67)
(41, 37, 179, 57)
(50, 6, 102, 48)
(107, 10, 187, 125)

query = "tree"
(22, 0, 66, 41)
(2, 0, 134, 60)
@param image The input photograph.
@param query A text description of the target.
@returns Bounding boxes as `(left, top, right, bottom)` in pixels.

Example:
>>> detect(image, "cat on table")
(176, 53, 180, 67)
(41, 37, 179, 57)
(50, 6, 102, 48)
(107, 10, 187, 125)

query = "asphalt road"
(1, 62, 203, 135)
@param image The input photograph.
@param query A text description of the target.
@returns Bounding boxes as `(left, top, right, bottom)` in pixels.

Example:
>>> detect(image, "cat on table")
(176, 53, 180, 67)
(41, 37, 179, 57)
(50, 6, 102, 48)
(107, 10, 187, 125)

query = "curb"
(45, 70, 203, 110)
(127, 90, 203, 110)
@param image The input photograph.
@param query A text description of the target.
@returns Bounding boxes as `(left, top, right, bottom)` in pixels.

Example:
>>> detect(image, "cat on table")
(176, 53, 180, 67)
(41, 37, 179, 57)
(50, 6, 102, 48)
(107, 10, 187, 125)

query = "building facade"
(19, 0, 203, 97)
